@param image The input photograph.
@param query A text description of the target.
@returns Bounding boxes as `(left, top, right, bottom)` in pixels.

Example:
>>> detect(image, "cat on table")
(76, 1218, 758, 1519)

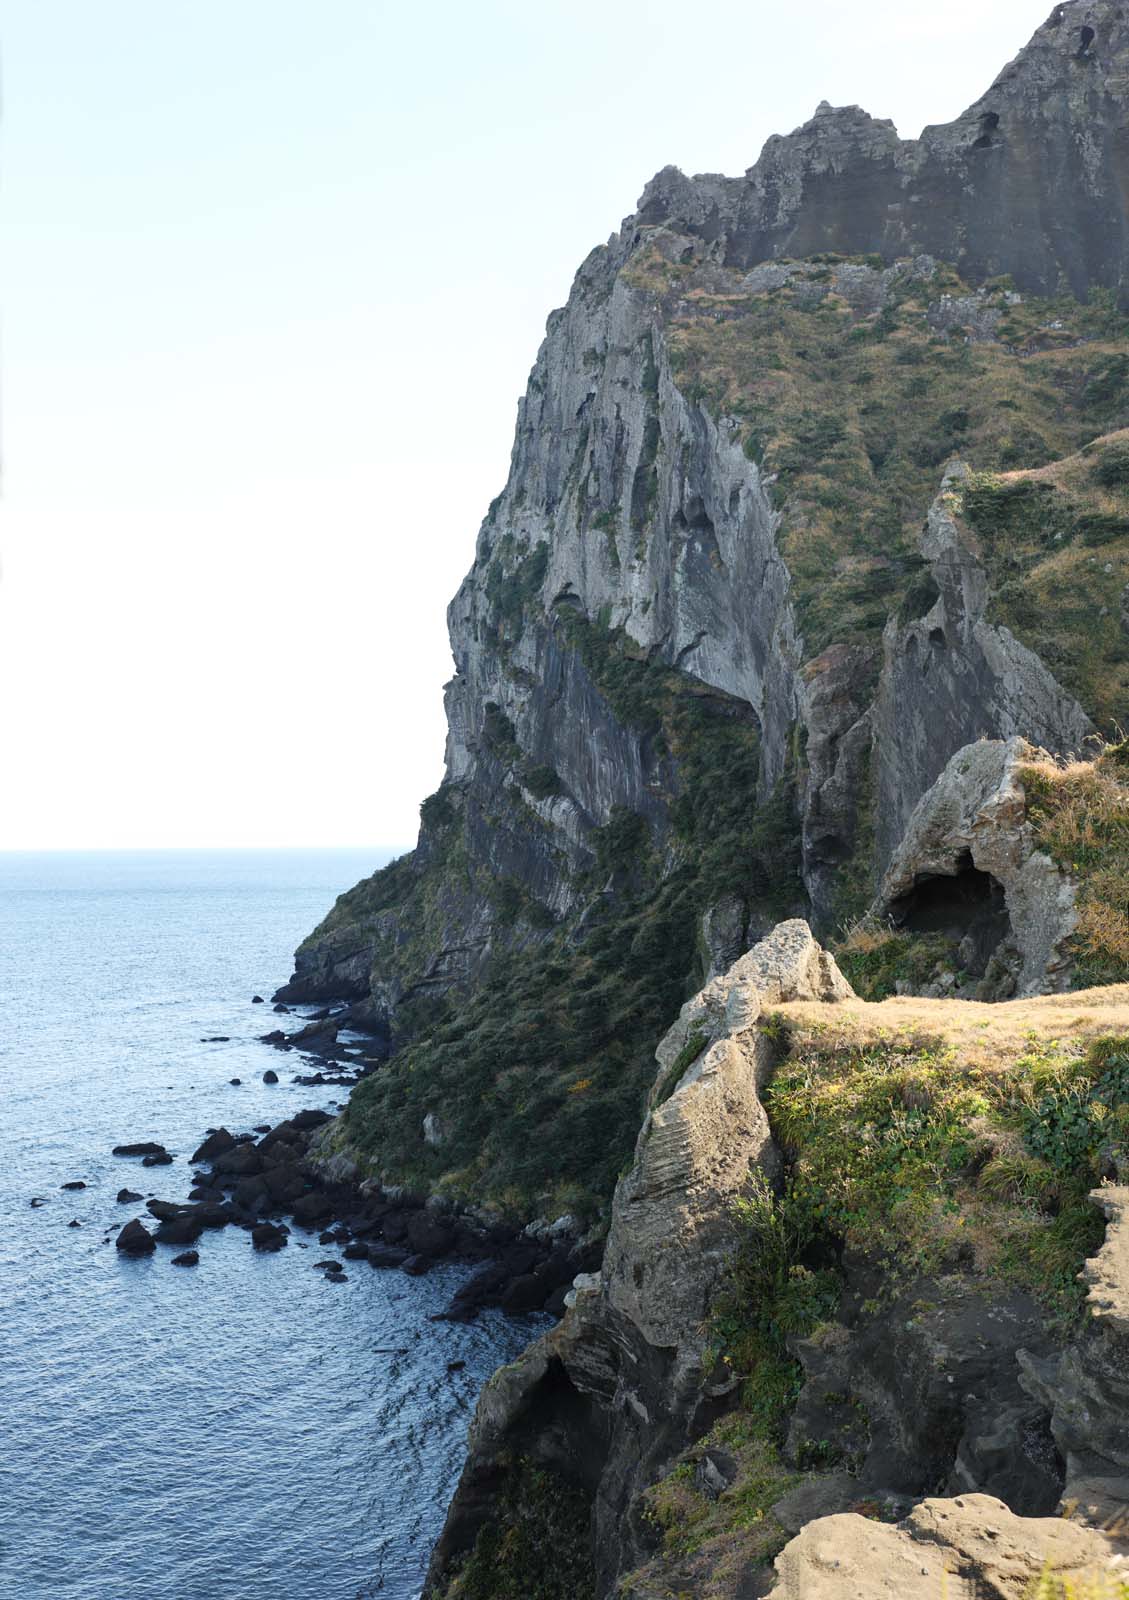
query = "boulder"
(116, 1188, 142, 1204)
(233, 1175, 269, 1212)
(402, 1254, 432, 1276)
(251, 1222, 288, 1252)
(61, 1181, 86, 1191)
(211, 1143, 264, 1177)
(501, 1275, 549, 1314)
(289, 1109, 333, 1133)
(262, 1165, 306, 1205)
(112, 1142, 167, 1158)
(367, 1245, 409, 1269)
(770, 1493, 1116, 1600)
(405, 1211, 454, 1258)
(116, 1219, 156, 1255)
(171, 1250, 199, 1267)
(290, 1192, 333, 1227)
(154, 1213, 204, 1247)
(190, 1129, 237, 1164)
(251, 995, 264, 1003)
(142, 1150, 174, 1167)
(262, 1069, 279, 1085)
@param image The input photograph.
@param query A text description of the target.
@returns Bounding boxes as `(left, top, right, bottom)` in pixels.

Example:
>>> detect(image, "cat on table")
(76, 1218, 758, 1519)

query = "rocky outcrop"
(425, 923, 853, 1595)
(873, 737, 1079, 996)
(1019, 1185, 1129, 1534)
(872, 468, 1092, 867)
(769, 1492, 1118, 1600)
(637, 1, 1129, 301)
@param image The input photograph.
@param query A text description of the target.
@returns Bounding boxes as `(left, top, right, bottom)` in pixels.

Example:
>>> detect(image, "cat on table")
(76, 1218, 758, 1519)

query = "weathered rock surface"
(873, 469, 1091, 870)
(425, 924, 852, 1595)
(1019, 1186, 1129, 1530)
(637, 1, 1129, 301)
(768, 1493, 1117, 1600)
(874, 736, 1079, 995)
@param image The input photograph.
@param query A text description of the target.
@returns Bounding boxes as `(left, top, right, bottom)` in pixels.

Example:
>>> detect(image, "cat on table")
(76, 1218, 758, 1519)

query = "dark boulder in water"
(116, 1188, 142, 1204)
(251, 995, 264, 1004)
(190, 1128, 237, 1164)
(116, 1219, 156, 1255)
(251, 1222, 288, 1252)
(290, 1192, 333, 1227)
(112, 1142, 166, 1158)
(313, 1259, 342, 1272)
(367, 1244, 409, 1269)
(229, 1078, 242, 1086)
(262, 1069, 279, 1085)
(155, 1213, 205, 1246)
(141, 1150, 174, 1167)
(67, 1219, 81, 1228)
(342, 1241, 369, 1261)
(61, 1181, 87, 1191)
(171, 1250, 199, 1267)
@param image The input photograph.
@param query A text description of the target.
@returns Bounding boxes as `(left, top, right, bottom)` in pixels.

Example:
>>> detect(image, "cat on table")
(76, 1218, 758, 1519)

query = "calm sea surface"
(0, 850, 538, 1600)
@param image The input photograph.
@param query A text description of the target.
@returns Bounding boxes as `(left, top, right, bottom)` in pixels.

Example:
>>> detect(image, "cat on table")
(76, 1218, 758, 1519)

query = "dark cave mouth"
(888, 854, 1011, 978)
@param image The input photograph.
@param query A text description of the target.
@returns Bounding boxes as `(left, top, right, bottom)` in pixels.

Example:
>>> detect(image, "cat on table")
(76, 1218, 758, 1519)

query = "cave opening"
(973, 110, 1000, 149)
(1079, 24, 1096, 54)
(889, 852, 1011, 977)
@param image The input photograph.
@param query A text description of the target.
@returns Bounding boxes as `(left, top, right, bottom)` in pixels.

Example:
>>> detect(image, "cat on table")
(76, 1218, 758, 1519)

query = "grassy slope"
(630, 244, 1129, 720)
(619, 990, 1129, 1595)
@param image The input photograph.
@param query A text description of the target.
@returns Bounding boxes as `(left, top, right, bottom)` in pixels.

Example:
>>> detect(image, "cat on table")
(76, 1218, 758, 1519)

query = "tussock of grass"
(1020, 749, 1129, 986)
(834, 923, 958, 1000)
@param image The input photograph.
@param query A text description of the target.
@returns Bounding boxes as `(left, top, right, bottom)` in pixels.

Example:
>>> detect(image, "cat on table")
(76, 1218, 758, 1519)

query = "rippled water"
(0, 851, 538, 1600)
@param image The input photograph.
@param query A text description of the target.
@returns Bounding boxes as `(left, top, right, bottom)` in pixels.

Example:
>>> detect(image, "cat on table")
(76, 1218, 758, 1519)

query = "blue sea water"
(0, 850, 537, 1600)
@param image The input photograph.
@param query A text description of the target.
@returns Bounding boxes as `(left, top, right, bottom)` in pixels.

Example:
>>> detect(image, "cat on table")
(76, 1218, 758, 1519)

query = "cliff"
(275, 5, 1129, 1593)
(280, 1, 1129, 1226)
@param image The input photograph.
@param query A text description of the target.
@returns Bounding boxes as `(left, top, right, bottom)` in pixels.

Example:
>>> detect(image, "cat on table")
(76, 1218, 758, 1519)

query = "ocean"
(0, 849, 537, 1600)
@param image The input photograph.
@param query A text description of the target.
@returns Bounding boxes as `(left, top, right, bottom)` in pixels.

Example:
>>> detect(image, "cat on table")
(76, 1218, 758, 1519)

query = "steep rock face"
(281, 8, 1128, 1052)
(638, 1, 1129, 301)
(1020, 1185, 1129, 1530)
(873, 468, 1093, 869)
(424, 923, 853, 1597)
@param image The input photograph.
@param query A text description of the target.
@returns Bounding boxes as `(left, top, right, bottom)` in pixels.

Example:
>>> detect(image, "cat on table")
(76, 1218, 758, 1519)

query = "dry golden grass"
(1022, 752, 1129, 984)
(770, 984, 1129, 1073)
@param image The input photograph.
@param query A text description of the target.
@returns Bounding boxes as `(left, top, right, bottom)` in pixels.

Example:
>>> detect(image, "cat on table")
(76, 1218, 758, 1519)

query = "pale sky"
(0, 0, 1055, 849)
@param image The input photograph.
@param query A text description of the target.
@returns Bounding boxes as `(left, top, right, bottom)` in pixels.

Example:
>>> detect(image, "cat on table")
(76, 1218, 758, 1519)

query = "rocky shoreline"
(104, 1012, 598, 1322)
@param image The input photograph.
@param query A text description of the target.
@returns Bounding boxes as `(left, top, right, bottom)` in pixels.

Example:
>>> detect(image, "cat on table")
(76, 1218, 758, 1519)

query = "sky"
(0, 0, 1056, 849)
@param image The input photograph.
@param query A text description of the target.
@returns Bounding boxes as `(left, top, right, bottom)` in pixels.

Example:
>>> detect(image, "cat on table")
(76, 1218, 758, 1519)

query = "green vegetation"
(628, 245, 1129, 662)
(620, 1176, 842, 1595)
(766, 1029, 1125, 1323)
(1021, 747, 1129, 986)
(957, 457, 1129, 732)
(834, 927, 959, 1000)
(341, 620, 804, 1219)
(438, 1458, 594, 1600)
(708, 1171, 842, 1441)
